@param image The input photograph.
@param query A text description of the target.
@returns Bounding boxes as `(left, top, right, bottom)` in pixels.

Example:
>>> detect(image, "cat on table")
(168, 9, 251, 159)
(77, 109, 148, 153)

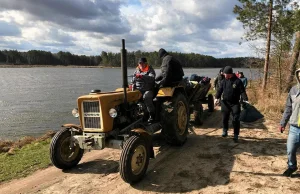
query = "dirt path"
(1, 107, 300, 194)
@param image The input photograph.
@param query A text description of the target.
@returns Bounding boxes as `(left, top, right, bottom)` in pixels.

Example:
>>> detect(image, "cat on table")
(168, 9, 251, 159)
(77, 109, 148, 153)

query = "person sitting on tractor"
(132, 57, 156, 123)
(155, 48, 184, 87)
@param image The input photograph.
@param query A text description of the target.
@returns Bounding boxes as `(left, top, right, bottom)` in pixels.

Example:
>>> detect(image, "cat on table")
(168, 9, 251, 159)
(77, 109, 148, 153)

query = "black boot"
(148, 112, 155, 123)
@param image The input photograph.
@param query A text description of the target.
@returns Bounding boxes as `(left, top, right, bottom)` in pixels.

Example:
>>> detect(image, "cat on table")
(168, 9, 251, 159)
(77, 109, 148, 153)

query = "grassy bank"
(0, 132, 55, 183)
(247, 78, 287, 121)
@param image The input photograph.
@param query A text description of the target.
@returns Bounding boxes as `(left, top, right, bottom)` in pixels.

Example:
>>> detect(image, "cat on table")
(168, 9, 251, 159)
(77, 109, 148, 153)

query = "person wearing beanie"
(214, 66, 248, 142)
(223, 66, 233, 74)
(155, 48, 184, 87)
(158, 48, 168, 58)
(214, 67, 225, 92)
(131, 57, 156, 123)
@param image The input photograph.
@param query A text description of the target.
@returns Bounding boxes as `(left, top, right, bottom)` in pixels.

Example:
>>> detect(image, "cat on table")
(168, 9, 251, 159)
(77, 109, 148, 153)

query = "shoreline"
(0, 64, 250, 69)
(0, 64, 118, 68)
(0, 131, 56, 153)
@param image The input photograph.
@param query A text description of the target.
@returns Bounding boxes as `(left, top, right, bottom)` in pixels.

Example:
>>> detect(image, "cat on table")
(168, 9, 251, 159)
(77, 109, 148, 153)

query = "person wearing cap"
(155, 48, 184, 87)
(279, 68, 300, 177)
(214, 67, 225, 92)
(214, 66, 248, 142)
(131, 57, 156, 123)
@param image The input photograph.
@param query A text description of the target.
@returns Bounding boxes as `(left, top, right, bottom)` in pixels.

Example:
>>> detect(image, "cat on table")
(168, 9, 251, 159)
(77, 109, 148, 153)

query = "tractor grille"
(82, 101, 101, 129)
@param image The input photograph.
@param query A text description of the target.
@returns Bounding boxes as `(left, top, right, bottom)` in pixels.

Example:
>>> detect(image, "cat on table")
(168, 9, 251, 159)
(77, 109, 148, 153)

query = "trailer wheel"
(207, 94, 214, 112)
(120, 135, 150, 184)
(161, 92, 189, 146)
(194, 102, 204, 125)
(50, 127, 84, 170)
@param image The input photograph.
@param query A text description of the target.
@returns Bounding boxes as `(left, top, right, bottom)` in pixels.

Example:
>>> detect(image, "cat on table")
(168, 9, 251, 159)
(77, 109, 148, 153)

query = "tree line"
(0, 49, 261, 68)
(0, 50, 102, 66)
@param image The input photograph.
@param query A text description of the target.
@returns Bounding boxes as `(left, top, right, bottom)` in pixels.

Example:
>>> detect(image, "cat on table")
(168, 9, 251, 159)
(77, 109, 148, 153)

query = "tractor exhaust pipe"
(121, 39, 128, 106)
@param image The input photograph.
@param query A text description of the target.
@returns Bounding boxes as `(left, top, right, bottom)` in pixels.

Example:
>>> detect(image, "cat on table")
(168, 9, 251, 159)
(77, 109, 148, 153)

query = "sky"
(0, 0, 298, 58)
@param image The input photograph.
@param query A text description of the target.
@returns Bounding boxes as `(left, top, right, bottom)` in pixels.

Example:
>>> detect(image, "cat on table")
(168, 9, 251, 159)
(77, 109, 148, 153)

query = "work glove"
(241, 100, 250, 109)
(279, 126, 285, 133)
(129, 84, 134, 91)
(135, 74, 143, 78)
(155, 80, 162, 88)
(214, 99, 220, 106)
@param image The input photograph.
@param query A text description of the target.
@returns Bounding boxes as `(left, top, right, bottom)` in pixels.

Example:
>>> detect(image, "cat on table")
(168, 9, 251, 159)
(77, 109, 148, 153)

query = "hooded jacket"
(280, 68, 300, 127)
(155, 53, 184, 87)
(215, 73, 248, 104)
(214, 73, 224, 91)
(132, 65, 156, 92)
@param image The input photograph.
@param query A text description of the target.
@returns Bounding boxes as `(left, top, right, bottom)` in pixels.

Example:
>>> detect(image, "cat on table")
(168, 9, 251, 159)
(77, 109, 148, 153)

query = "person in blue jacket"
(238, 72, 248, 89)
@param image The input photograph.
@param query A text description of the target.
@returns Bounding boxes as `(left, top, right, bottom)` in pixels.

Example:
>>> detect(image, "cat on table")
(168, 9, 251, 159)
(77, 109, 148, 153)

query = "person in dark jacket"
(279, 68, 300, 177)
(214, 67, 225, 91)
(132, 57, 156, 123)
(155, 48, 184, 87)
(215, 66, 248, 142)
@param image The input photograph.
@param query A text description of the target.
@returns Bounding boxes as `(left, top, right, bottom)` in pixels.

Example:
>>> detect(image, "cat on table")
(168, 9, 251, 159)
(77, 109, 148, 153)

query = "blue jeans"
(287, 125, 300, 169)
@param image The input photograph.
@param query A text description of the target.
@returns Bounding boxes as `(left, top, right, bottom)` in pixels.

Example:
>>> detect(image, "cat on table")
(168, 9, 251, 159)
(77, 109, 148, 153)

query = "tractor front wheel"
(120, 135, 150, 184)
(50, 127, 84, 170)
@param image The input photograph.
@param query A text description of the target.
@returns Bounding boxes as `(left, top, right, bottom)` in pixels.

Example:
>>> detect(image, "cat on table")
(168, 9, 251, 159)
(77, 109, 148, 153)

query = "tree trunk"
(262, 0, 273, 90)
(278, 50, 282, 94)
(285, 31, 300, 92)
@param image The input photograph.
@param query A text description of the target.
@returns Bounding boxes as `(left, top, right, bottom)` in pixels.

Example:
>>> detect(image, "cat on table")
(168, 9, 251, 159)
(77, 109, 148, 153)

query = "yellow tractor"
(50, 39, 213, 184)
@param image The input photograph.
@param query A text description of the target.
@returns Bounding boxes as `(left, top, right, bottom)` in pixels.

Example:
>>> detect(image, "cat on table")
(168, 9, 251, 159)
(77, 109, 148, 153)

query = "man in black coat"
(215, 66, 248, 142)
(155, 48, 184, 87)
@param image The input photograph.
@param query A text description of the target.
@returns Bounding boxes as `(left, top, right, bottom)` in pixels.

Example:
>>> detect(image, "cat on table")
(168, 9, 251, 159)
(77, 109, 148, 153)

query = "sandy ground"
(1, 106, 300, 194)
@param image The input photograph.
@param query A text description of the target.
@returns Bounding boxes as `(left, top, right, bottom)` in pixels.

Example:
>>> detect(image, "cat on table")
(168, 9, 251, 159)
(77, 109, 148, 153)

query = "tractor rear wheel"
(50, 127, 84, 170)
(120, 135, 150, 184)
(161, 92, 189, 146)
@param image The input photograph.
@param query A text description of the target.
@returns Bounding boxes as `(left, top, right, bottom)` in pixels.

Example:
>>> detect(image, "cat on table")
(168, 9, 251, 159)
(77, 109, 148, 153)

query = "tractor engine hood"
(76, 90, 142, 132)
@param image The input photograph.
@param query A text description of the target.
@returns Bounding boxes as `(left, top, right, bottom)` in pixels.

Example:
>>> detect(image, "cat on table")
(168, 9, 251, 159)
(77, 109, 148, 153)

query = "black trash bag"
(240, 103, 264, 122)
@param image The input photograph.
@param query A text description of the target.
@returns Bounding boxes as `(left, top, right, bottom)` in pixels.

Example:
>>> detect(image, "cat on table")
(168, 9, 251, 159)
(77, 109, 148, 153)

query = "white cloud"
(210, 19, 244, 42)
(0, 0, 267, 57)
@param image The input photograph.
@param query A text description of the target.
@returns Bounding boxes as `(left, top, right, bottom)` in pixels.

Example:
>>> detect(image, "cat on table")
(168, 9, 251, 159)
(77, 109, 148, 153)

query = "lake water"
(0, 67, 260, 140)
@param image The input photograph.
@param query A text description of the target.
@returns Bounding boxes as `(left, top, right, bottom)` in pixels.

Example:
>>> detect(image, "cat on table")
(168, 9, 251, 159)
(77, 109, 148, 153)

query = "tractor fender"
(156, 86, 187, 98)
(61, 124, 83, 133)
(130, 128, 154, 158)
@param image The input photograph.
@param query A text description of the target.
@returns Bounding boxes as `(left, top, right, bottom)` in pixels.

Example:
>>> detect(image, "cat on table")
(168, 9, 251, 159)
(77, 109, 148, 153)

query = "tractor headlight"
(72, 108, 79, 118)
(109, 108, 117, 118)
